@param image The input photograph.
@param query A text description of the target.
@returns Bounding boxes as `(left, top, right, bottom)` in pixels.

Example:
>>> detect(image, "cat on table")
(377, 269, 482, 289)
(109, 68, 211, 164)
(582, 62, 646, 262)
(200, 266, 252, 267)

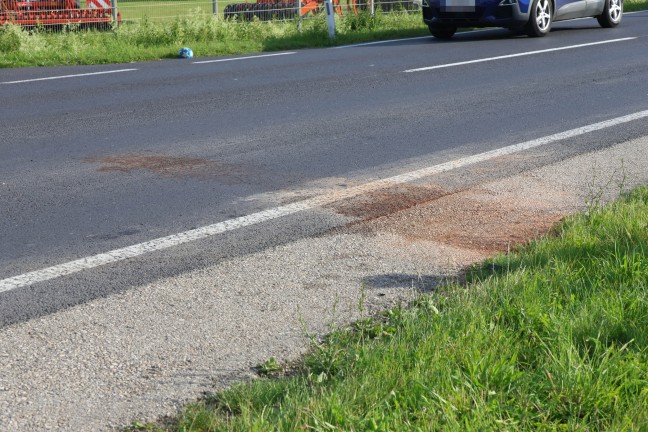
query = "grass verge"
(0, 10, 426, 67)
(136, 184, 648, 431)
(1, 0, 646, 68)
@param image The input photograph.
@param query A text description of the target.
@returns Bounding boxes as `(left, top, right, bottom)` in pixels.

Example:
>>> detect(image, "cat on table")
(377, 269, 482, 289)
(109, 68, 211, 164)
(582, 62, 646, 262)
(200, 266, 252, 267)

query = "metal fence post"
(297, 0, 302, 32)
(324, 0, 335, 39)
(110, 0, 117, 23)
(370, 0, 374, 16)
(212, 0, 218, 16)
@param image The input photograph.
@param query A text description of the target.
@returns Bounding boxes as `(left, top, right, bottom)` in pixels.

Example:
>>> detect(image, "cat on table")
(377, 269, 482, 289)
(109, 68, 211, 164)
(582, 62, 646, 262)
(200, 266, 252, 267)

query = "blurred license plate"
(442, 0, 476, 12)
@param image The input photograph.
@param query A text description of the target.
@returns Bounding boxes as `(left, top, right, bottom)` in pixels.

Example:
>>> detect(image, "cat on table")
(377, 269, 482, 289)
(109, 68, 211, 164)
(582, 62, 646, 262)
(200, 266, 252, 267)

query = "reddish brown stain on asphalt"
(338, 186, 566, 255)
(83, 155, 251, 182)
(425, 196, 564, 253)
(327, 184, 448, 221)
(86, 155, 566, 255)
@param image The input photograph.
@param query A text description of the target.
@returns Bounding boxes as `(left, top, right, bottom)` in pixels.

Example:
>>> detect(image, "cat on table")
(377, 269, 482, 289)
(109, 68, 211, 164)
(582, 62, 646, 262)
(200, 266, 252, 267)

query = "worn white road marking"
(404, 37, 636, 72)
(332, 36, 433, 48)
(0, 69, 138, 85)
(2, 108, 648, 292)
(192, 52, 297, 64)
(332, 28, 505, 49)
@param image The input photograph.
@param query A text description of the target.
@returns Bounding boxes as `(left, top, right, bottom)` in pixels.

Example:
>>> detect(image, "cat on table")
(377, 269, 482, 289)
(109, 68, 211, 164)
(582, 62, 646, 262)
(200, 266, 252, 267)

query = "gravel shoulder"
(1, 136, 648, 431)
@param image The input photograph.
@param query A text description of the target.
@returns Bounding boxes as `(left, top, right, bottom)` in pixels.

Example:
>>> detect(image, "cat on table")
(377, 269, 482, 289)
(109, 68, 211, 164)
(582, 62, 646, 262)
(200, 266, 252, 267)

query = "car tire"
(597, 0, 622, 27)
(525, 0, 552, 37)
(428, 25, 457, 39)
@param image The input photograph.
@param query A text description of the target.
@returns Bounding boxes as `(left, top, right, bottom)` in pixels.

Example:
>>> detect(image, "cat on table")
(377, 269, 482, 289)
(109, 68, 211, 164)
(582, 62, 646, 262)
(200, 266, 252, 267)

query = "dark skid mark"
(83, 155, 253, 182)
(88, 228, 141, 241)
(327, 184, 447, 221)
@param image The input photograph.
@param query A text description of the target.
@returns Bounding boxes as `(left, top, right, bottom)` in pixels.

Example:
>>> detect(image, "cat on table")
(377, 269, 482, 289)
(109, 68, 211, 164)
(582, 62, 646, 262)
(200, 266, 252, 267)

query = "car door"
(554, 0, 587, 19)
(584, 0, 605, 16)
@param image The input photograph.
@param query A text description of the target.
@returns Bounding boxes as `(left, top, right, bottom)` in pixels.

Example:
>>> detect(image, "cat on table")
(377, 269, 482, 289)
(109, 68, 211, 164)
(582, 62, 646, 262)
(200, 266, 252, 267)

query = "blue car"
(422, 0, 623, 38)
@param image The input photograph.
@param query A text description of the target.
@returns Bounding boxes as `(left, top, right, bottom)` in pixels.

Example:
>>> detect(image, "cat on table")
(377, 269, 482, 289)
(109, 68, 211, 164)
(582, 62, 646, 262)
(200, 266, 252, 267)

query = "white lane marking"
(333, 15, 646, 49)
(404, 37, 636, 72)
(192, 52, 297, 64)
(332, 29, 502, 48)
(2, 108, 648, 293)
(0, 69, 138, 85)
(332, 36, 432, 48)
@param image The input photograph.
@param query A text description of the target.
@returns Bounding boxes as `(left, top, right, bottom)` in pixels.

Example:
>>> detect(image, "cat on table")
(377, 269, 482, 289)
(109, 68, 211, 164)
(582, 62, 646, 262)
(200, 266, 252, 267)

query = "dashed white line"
(2, 108, 648, 293)
(404, 37, 636, 72)
(192, 52, 297, 64)
(0, 68, 138, 85)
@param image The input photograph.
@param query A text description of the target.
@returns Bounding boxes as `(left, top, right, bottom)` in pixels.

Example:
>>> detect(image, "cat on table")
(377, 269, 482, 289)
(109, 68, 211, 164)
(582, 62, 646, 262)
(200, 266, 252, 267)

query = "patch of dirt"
(326, 184, 447, 221)
(340, 186, 570, 256)
(424, 194, 564, 253)
(83, 155, 253, 182)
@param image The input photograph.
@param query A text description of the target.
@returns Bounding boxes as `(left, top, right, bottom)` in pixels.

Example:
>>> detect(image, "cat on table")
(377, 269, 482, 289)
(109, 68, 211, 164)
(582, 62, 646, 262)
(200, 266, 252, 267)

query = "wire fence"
(219, 0, 419, 22)
(0, 0, 419, 27)
(118, 0, 419, 22)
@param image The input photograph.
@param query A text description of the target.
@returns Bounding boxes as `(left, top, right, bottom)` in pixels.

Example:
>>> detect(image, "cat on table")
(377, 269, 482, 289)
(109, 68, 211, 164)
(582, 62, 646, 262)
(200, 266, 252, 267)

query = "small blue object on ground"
(178, 47, 194, 59)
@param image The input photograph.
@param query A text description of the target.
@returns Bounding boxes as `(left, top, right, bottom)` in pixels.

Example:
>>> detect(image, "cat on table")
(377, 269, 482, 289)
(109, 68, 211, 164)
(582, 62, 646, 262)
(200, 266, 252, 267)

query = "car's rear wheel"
(428, 24, 458, 39)
(525, 0, 552, 37)
(597, 0, 622, 27)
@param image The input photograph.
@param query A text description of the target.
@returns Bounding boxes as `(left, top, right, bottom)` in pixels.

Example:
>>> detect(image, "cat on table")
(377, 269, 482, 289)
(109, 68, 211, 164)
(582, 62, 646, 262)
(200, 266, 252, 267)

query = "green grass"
(625, 0, 648, 11)
(119, 1, 215, 21)
(141, 184, 648, 431)
(0, 9, 427, 67)
(2, 0, 645, 68)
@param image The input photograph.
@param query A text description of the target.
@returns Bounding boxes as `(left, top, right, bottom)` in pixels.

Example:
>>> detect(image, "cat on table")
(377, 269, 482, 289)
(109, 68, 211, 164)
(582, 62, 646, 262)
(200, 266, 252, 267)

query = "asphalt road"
(1, 14, 648, 326)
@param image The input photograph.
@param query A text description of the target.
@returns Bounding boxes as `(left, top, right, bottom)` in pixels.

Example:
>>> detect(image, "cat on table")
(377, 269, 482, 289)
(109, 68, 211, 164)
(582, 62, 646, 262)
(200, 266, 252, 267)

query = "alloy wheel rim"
(536, 0, 551, 31)
(609, 0, 622, 22)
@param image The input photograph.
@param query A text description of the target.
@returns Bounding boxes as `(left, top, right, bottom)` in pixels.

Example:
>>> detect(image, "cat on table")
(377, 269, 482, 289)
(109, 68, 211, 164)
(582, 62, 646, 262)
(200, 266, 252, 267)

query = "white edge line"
(2, 108, 648, 292)
(331, 29, 502, 49)
(404, 37, 636, 72)
(1, 68, 138, 85)
(332, 36, 432, 48)
(192, 52, 297, 64)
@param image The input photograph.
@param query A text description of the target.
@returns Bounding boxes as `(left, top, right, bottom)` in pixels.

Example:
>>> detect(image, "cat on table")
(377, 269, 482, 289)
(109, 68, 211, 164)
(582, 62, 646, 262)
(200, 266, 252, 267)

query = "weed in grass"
(126, 419, 165, 431)
(255, 357, 283, 376)
(0, 25, 22, 53)
(341, 9, 383, 31)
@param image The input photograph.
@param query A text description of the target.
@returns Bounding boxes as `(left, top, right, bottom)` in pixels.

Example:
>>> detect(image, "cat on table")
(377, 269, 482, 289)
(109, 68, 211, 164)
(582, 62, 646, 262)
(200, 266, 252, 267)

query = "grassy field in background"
(119, 0, 216, 21)
(131, 184, 648, 431)
(0, 0, 645, 68)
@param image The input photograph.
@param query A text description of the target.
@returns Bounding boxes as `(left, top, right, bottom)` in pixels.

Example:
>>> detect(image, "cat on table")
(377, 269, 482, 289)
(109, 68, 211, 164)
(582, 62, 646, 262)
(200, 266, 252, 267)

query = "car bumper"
(422, 0, 530, 28)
